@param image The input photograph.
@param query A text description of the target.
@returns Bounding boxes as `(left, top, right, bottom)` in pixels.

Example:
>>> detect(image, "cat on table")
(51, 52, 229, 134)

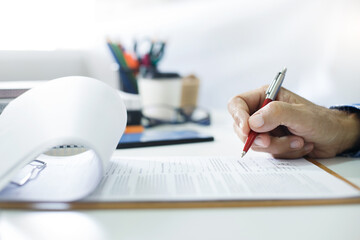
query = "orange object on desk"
(124, 52, 139, 70)
(124, 125, 144, 134)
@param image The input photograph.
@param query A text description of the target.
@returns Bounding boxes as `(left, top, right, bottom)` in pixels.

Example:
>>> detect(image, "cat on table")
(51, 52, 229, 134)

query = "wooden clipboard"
(0, 158, 359, 210)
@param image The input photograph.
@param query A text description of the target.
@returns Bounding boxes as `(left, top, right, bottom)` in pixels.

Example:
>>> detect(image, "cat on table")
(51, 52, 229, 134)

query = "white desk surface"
(1, 111, 359, 240)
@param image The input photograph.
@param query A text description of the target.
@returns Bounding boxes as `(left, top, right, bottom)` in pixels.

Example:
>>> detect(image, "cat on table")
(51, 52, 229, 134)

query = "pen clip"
(266, 68, 287, 100)
(266, 72, 281, 96)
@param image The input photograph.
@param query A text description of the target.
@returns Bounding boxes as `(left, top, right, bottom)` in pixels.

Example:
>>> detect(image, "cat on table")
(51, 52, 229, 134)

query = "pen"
(241, 67, 287, 158)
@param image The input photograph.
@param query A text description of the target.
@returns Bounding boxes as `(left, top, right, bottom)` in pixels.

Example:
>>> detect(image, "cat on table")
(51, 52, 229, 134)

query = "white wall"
(0, 0, 359, 109)
(0, 51, 87, 81)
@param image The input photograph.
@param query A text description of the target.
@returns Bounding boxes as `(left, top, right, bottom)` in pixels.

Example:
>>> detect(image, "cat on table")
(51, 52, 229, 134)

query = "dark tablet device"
(117, 130, 214, 149)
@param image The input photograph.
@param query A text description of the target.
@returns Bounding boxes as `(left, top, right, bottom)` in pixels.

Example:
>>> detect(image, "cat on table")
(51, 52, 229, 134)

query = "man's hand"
(227, 86, 360, 159)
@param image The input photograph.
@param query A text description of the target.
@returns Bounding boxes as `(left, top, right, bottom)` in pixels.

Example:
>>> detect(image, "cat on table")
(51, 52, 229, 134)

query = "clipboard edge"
(0, 197, 359, 210)
(306, 157, 360, 191)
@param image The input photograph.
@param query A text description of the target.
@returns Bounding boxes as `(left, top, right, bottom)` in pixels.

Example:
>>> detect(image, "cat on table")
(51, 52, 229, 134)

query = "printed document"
(1, 153, 359, 202)
(85, 155, 360, 202)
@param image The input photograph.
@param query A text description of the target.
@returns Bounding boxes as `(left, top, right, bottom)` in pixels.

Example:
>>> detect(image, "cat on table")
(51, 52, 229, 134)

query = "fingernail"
(290, 140, 301, 149)
(239, 121, 243, 129)
(251, 114, 264, 128)
(304, 143, 313, 152)
(254, 136, 266, 147)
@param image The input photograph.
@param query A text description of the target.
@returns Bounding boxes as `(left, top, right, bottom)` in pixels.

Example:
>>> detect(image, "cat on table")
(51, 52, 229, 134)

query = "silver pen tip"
(241, 151, 246, 158)
(282, 67, 287, 75)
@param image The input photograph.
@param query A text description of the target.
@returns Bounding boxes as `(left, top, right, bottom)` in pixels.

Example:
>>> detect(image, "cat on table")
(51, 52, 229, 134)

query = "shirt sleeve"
(330, 104, 360, 157)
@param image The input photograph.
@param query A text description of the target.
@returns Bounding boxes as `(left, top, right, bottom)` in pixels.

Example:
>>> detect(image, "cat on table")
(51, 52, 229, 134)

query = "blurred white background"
(0, 0, 359, 109)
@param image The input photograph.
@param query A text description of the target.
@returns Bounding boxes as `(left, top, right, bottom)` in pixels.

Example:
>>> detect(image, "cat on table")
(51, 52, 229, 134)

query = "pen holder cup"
(138, 75, 182, 119)
(180, 74, 199, 109)
(118, 67, 138, 94)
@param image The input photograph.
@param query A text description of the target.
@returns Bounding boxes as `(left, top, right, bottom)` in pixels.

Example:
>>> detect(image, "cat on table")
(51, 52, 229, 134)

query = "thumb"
(249, 101, 310, 133)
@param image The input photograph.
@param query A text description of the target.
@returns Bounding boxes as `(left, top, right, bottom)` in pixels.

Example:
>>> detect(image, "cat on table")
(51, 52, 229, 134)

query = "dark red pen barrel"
(242, 98, 273, 154)
(261, 98, 273, 108)
(243, 130, 258, 153)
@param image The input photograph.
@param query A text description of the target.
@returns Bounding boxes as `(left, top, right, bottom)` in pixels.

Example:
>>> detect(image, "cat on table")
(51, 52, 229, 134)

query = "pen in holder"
(107, 39, 139, 94)
(107, 38, 167, 94)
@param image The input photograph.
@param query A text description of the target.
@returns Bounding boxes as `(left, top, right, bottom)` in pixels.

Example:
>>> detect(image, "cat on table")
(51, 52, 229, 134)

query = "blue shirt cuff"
(330, 104, 360, 157)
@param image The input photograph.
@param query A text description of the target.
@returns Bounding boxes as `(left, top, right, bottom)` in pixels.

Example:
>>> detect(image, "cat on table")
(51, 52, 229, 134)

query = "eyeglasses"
(141, 105, 211, 128)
